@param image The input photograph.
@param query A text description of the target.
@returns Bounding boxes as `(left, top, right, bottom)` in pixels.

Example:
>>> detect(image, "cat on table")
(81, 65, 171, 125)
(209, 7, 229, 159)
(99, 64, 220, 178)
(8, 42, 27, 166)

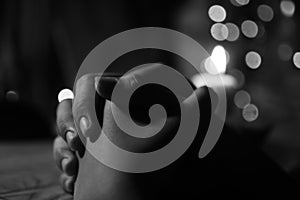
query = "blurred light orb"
(208, 5, 226, 22)
(225, 22, 240, 41)
(58, 88, 74, 103)
(278, 44, 293, 61)
(236, 0, 250, 6)
(242, 104, 259, 122)
(234, 90, 251, 109)
(257, 5, 274, 22)
(245, 51, 262, 69)
(204, 45, 227, 75)
(293, 52, 300, 69)
(241, 20, 258, 38)
(230, 0, 242, 7)
(210, 23, 228, 41)
(280, 1, 295, 17)
(6, 91, 19, 102)
(204, 58, 213, 73)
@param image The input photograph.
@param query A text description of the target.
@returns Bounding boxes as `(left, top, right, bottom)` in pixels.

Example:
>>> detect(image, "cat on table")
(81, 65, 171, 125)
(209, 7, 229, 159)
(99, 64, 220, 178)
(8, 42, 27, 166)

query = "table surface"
(0, 141, 72, 200)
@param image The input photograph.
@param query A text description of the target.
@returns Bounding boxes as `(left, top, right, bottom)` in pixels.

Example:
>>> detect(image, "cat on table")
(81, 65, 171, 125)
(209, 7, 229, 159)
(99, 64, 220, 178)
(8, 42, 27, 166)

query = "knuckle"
(57, 119, 75, 139)
(75, 74, 96, 91)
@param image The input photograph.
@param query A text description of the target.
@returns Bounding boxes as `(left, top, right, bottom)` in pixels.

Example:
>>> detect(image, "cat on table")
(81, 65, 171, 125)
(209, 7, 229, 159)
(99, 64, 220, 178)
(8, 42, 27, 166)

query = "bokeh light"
(226, 22, 240, 41)
(230, 0, 242, 7)
(205, 45, 227, 74)
(208, 5, 226, 22)
(241, 20, 258, 38)
(278, 44, 293, 61)
(242, 104, 259, 122)
(280, 0, 295, 17)
(210, 23, 229, 41)
(245, 51, 262, 69)
(236, 0, 250, 6)
(211, 45, 227, 74)
(234, 90, 251, 109)
(257, 5, 274, 22)
(58, 88, 74, 103)
(6, 91, 19, 102)
(293, 52, 300, 69)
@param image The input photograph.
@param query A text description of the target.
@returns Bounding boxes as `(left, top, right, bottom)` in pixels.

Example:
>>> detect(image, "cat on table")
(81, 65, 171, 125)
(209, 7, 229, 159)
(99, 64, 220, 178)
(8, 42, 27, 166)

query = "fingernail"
(61, 157, 70, 171)
(65, 178, 74, 193)
(96, 76, 118, 100)
(66, 131, 76, 141)
(66, 131, 77, 150)
(80, 117, 89, 136)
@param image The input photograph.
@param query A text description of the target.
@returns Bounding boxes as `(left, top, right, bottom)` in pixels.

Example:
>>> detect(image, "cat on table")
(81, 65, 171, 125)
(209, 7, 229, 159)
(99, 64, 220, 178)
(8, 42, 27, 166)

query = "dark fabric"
(0, 141, 72, 200)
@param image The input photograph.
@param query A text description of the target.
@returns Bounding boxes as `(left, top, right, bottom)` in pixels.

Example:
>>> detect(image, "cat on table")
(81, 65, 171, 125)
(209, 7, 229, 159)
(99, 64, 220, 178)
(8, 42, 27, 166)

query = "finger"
(60, 173, 76, 193)
(66, 131, 85, 154)
(73, 73, 106, 142)
(53, 137, 78, 176)
(183, 74, 231, 159)
(182, 72, 237, 110)
(95, 73, 121, 101)
(182, 86, 209, 111)
(56, 99, 83, 152)
(56, 99, 75, 140)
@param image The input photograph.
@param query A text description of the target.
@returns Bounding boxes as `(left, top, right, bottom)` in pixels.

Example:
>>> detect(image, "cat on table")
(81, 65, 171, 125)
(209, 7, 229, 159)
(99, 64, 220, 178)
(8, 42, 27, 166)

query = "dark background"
(1, 0, 300, 184)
